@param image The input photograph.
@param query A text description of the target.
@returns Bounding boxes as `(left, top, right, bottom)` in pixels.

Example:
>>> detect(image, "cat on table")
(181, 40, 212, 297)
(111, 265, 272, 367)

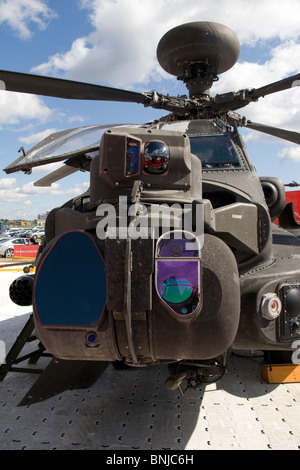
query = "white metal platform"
(0, 270, 299, 450)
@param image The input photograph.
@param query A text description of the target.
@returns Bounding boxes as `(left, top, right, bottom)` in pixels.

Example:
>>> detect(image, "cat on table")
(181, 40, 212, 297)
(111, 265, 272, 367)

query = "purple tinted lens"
(156, 260, 200, 314)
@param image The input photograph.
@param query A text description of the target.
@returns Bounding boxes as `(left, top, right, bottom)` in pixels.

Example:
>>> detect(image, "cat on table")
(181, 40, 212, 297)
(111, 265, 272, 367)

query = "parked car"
(0, 238, 30, 257)
(18, 230, 33, 237)
(34, 231, 45, 239)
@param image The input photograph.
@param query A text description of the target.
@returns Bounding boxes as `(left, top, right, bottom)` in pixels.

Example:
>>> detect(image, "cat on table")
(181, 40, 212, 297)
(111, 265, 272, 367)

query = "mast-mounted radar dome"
(156, 21, 240, 98)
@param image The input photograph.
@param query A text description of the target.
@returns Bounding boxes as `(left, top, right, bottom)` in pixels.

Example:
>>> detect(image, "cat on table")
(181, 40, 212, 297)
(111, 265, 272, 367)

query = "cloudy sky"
(0, 0, 300, 220)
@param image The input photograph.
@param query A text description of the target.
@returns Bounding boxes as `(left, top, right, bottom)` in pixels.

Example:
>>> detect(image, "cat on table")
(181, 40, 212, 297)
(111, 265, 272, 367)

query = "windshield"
(190, 135, 241, 169)
(4, 124, 139, 174)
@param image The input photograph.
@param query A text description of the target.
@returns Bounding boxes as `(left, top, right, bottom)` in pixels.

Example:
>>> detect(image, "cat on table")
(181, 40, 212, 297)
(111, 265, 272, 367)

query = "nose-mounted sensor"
(143, 140, 169, 175)
(155, 230, 202, 318)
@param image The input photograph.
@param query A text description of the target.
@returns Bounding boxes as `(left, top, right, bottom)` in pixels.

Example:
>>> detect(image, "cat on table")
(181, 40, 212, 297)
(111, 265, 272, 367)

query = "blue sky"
(0, 0, 300, 220)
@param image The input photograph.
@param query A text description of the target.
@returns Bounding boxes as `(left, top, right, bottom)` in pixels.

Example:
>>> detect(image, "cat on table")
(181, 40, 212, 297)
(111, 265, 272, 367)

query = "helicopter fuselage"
(24, 118, 300, 374)
(3, 20, 300, 402)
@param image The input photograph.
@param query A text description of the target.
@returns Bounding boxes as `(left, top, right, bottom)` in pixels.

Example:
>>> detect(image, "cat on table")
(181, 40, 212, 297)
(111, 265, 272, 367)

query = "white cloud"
(0, 177, 16, 189)
(0, 0, 56, 39)
(31, 0, 300, 87)
(278, 146, 300, 162)
(0, 177, 45, 202)
(19, 128, 58, 146)
(210, 38, 300, 146)
(0, 187, 26, 202)
(6, 0, 299, 135)
(27, 0, 300, 157)
(1, 0, 300, 205)
(0, 173, 89, 219)
(0, 175, 86, 203)
(31, 161, 64, 175)
(214, 40, 300, 94)
(21, 180, 63, 195)
(32, 37, 91, 77)
(214, 0, 300, 44)
(20, 179, 89, 196)
(0, 92, 53, 125)
(64, 181, 89, 195)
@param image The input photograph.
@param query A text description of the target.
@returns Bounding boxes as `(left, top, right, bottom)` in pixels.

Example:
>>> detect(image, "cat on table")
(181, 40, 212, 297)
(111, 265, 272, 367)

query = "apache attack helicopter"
(1, 21, 300, 405)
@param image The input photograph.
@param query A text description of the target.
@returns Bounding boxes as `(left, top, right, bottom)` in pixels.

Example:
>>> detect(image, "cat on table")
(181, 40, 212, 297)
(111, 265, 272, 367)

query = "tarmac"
(0, 268, 299, 451)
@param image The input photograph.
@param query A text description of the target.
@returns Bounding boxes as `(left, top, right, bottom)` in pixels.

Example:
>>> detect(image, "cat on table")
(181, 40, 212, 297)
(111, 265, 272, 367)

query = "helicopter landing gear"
(165, 353, 227, 395)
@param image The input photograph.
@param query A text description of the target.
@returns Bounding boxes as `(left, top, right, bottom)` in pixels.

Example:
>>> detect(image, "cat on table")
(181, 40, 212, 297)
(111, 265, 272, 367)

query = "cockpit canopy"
(190, 134, 241, 169)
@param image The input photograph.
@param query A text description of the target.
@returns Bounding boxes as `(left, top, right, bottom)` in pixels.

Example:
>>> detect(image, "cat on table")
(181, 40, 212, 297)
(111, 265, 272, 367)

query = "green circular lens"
(161, 277, 192, 303)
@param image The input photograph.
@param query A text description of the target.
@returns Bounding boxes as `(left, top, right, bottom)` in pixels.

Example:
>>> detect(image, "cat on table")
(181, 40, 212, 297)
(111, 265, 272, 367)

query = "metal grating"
(0, 271, 300, 450)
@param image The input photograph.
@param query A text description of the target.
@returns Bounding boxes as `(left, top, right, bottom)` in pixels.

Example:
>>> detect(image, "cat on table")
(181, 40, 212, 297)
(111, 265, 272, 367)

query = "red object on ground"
(13, 244, 40, 260)
(285, 190, 300, 223)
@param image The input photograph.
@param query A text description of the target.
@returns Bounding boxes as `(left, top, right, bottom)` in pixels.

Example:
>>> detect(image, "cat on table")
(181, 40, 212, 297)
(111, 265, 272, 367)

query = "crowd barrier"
(13, 244, 39, 260)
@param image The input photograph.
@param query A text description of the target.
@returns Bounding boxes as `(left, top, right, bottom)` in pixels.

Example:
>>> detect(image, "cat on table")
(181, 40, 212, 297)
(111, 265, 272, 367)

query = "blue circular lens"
(86, 332, 98, 345)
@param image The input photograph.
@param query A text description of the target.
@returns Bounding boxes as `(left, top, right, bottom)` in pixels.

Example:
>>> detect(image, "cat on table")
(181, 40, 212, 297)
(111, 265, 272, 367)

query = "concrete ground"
(0, 269, 299, 450)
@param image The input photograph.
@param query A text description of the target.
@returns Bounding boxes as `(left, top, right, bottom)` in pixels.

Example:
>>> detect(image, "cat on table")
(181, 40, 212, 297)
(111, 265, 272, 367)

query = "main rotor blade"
(213, 73, 300, 115)
(248, 72, 300, 101)
(227, 111, 300, 145)
(0, 69, 149, 104)
(244, 120, 300, 145)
